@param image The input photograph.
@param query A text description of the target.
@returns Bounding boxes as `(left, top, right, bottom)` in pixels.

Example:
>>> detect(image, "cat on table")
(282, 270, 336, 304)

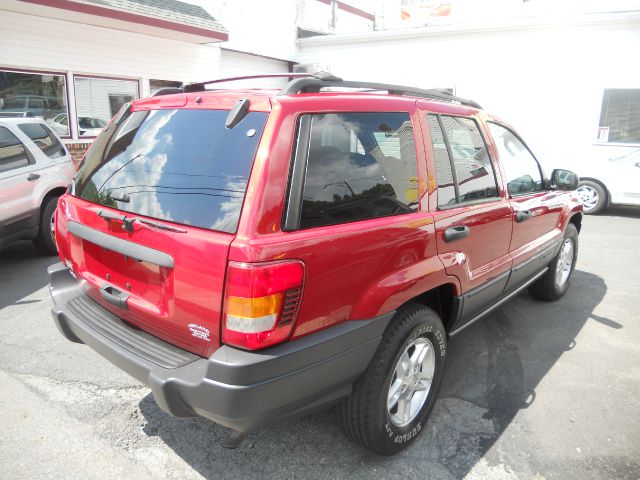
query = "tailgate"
(56, 195, 231, 356)
(54, 105, 269, 357)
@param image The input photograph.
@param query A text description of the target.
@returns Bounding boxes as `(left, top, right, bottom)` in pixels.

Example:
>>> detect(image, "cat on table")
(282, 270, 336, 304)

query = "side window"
(427, 114, 456, 206)
(18, 123, 66, 159)
(299, 112, 418, 229)
(0, 127, 30, 173)
(488, 122, 543, 196)
(427, 114, 499, 206)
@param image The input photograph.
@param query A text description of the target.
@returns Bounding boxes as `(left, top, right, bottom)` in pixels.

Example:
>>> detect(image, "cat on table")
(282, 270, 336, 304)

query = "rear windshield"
(74, 108, 268, 233)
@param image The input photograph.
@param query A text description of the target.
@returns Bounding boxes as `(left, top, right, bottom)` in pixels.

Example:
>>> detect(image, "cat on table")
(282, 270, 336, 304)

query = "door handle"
(27, 173, 40, 181)
(444, 225, 470, 243)
(100, 284, 129, 309)
(515, 210, 532, 223)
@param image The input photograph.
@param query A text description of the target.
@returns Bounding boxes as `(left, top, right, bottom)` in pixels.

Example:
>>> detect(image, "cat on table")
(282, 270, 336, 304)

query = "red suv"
(49, 73, 582, 455)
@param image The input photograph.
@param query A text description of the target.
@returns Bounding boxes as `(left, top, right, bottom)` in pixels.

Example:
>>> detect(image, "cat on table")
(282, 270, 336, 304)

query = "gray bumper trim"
(48, 262, 392, 432)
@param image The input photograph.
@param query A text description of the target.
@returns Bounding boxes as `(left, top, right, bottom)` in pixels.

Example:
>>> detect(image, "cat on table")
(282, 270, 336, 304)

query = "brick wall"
(65, 142, 92, 168)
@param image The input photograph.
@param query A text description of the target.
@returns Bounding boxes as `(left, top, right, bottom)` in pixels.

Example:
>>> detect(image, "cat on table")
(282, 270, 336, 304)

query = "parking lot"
(1, 208, 639, 480)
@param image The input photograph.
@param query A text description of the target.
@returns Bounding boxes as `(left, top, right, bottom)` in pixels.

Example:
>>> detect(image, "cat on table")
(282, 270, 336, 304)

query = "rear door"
(0, 125, 41, 241)
(56, 106, 269, 356)
(424, 112, 513, 330)
(486, 122, 564, 291)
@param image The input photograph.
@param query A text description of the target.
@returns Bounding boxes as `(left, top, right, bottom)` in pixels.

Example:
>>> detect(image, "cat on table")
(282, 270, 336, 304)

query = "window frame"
(72, 73, 141, 140)
(0, 67, 71, 139)
(487, 121, 545, 199)
(0, 126, 34, 173)
(427, 113, 501, 211)
(283, 111, 420, 231)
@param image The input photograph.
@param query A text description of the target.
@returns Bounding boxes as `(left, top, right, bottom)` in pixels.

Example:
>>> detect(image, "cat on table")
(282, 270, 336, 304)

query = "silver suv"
(0, 118, 75, 254)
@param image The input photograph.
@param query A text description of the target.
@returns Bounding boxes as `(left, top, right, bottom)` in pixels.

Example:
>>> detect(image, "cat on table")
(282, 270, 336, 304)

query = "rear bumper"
(48, 262, 391, 432)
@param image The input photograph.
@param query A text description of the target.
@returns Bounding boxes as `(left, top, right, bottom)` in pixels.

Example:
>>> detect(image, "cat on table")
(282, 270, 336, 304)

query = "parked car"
(0, 95, 64, 119)
(48, 73, 582, 455)
(0, 117, 75, 254)
(576, 149, 640, 214)
(48, 113, 107, 137)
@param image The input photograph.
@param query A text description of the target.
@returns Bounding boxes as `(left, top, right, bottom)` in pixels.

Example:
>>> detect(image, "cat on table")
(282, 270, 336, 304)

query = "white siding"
(297, 15, 640, 170)
(220, 50, 290, 88)
(0, 10, 221, 85)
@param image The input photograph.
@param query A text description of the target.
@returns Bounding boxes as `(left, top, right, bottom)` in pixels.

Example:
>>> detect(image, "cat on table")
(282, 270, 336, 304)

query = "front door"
(486, 122, 564, 291)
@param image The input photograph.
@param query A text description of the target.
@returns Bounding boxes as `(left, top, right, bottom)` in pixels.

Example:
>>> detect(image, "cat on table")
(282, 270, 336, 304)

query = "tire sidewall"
(375, 310, 446, 453)
(36, 196, 59, 255)
(551, 224, 579, 297)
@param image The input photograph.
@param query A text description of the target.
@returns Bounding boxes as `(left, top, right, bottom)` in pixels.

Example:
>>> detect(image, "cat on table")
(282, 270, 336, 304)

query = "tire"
(33, 196, 59, 255)
(337, 303, 446, 455)
(577, 180, 607, 214)
(528, 223, 578, 301)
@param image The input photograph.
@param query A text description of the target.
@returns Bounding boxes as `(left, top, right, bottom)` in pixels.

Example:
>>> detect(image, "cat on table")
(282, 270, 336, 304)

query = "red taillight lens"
(222, 260, 304, 350)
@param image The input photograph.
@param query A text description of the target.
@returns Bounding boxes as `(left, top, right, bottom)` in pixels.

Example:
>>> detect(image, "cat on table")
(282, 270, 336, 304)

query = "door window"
(18, 123, 66, 159)
(488, 122, 543, 196)
(0, 127, 30, 173)
(428, 114, 499, 206)
(298, 112, 419, 229)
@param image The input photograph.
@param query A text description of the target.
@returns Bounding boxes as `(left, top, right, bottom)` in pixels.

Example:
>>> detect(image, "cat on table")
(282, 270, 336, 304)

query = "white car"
(48, 113, 106, 137)
(576, 149, 640, 214)
(0, 118, 75, 254)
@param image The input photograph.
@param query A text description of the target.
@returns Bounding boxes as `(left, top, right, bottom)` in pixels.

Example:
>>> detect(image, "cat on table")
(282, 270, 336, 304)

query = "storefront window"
(74, 76, 139, 137)
(0, 70, 69, 136)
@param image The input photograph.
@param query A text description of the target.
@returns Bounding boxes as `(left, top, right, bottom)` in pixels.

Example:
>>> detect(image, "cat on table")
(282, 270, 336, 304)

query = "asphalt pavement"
(1, 207, 639, 479)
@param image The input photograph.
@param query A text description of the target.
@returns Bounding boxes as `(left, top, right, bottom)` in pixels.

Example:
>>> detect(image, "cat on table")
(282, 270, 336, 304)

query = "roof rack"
(182, 73, 315, 93)
(170, 72, 482, 109)
(280, 74, 482, 109)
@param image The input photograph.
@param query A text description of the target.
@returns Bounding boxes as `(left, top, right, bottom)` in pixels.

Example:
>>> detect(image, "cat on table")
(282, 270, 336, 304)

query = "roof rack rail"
(182, 73, 318, 93)
(279, 76, 482, 109)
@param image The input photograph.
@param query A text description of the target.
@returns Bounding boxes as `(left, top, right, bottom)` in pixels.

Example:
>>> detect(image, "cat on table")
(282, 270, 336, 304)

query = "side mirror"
(550, 169, 579, 191)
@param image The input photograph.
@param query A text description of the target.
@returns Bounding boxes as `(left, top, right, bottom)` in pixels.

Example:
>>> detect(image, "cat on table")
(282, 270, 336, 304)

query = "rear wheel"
(577, 180, 607, 214)
(337, 303, 446, 455)
(529, 223, 578, 301)
(33, 196, 59, 255)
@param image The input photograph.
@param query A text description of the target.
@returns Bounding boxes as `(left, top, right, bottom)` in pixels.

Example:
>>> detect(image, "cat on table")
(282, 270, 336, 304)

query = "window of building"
(598, 89, 640, 144)
(488, 122, 543, 196)
(299, 112, 418, 229)
(0, 70, 69, 136)
(429, 115, 498, 206)
(0, 127, 30, 173)
(74, 76, 139, 138)
(18, 123, 66, 159)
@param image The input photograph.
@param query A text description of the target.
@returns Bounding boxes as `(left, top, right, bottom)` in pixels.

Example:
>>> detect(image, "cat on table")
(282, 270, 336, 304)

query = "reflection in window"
(18, 123, 66, 159)
(74, 109, 268, 233)
(0, 70, 68, 136)
(427, 114, 456, 206)
(488, 122, 543, 196)
(0, 127, 29, 172)
(439, 115, 498, 204)
(74, 76, 138, 137)
(300, 112, 418, 229)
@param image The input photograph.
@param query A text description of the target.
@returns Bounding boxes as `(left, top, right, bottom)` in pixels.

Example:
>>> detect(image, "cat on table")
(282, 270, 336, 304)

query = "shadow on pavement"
(0, 241, 58, 310)
(602, 205, 640, 219)
(138, 269, 608, 479)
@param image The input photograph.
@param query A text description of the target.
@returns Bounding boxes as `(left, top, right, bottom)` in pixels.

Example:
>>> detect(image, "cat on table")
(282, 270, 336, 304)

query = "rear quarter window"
(18, 123, 66, 159)
(297, 112, 419, 229)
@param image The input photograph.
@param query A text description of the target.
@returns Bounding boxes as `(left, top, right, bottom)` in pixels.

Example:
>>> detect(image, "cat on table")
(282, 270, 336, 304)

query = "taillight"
(222, 260, 305, 350)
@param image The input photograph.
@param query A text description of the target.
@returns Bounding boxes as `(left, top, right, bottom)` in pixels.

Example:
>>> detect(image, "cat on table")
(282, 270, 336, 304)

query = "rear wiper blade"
(137, 218, 188, 233)
(97, 210, 187, 233)
(107, 191, 130, 203)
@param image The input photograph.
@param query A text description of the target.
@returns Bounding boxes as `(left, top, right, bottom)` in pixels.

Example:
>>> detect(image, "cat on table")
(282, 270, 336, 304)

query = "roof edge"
(18, 0, 229, 41)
